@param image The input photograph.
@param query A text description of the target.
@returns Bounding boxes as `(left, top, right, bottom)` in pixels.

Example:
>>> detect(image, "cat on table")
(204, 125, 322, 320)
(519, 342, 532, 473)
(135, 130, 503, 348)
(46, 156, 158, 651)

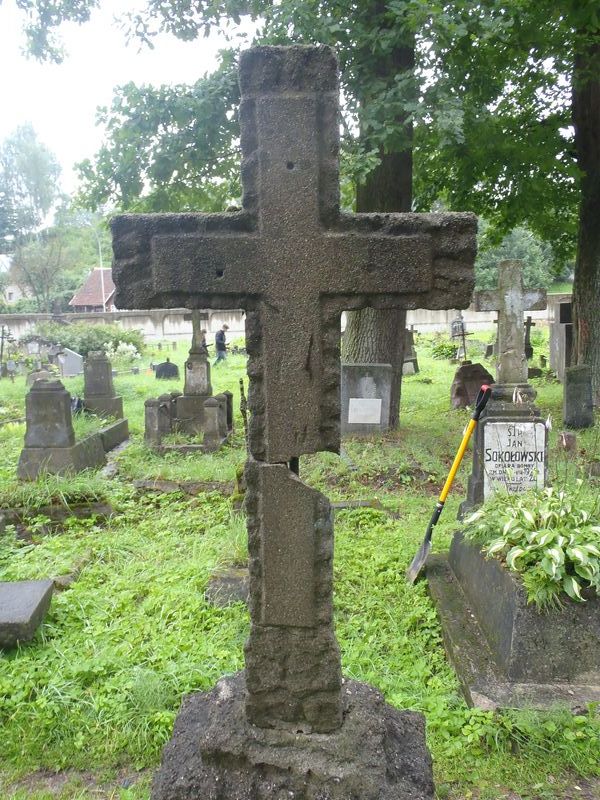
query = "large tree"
(415, 1, 599, 396)
(0, 124, 61, 252)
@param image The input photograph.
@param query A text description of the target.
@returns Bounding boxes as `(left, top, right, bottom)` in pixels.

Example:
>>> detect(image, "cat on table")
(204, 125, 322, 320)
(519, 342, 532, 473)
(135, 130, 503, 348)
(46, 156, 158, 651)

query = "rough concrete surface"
(151, 674, 434, 800)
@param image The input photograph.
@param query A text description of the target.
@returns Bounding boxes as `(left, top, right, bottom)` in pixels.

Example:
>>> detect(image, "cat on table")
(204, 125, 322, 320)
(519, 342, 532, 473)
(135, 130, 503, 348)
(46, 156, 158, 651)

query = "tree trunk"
(571, 33, 600, 403)
(343, 38, 414, 429)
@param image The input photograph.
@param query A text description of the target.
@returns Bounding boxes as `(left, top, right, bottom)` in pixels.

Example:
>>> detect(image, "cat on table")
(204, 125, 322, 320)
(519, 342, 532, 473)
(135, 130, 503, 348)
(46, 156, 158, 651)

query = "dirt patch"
(0, 502, 113, 542)
(133, 478, 234, 496)
(8, 767, 151, 797)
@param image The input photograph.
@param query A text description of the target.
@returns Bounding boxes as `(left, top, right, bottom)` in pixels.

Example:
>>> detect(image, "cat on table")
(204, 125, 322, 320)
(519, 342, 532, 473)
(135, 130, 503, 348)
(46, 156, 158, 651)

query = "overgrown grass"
(1, 339, 600, 799)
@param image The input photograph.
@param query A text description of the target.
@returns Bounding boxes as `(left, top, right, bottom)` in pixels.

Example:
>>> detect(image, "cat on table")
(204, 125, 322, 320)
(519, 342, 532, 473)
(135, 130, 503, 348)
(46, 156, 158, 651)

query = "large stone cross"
(112, 45, 476, 733)
(475, 260, 546, 385)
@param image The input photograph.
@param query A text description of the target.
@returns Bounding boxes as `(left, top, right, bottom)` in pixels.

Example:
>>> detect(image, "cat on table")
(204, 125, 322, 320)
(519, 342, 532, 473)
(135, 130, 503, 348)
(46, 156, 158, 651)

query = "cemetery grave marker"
(340, 362, 393, 435)
(112, 45, 477, 799)
(460, 261, 548, 514)
(83, 351, 125, 419)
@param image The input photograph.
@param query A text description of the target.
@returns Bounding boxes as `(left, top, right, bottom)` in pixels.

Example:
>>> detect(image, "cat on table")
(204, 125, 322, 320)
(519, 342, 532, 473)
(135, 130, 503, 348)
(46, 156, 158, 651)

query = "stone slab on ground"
(205, 568, 249, 607)
(18, 433, 106, 480)
(151, 673, 434, 800)
(0, 580, 54, 648)
(427, 551, 600, 710)
(98, 419, 129, 453)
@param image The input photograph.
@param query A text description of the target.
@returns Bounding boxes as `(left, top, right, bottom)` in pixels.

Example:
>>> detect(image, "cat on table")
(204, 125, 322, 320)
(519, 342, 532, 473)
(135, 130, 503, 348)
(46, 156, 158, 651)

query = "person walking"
(214, 324, 229, 365)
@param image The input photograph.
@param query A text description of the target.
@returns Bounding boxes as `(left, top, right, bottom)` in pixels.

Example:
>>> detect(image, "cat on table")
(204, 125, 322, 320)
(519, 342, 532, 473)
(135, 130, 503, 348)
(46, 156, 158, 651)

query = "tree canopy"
(0, 124, 61, 253)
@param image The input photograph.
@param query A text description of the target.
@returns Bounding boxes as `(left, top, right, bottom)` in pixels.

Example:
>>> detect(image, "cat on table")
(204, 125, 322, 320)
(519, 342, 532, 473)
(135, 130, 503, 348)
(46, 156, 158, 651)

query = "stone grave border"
(427, 535, 600, 710)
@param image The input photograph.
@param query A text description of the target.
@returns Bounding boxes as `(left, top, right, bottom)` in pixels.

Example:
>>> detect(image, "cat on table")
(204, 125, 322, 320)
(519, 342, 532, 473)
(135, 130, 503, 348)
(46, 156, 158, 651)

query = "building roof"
(69, 268, 115, 309)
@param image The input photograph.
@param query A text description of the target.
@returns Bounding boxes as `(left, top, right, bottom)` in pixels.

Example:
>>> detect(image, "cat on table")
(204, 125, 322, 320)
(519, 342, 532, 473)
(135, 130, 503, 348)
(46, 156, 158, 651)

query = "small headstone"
(205, 567, 249, 607)
(450, 362, 494, 409)
(83, 351, 124, 419)
(341, 363, 392, 435)
(202, 398, 221, 451)
(549, 299, 573, 382)
(0, 580, 54, 648)
(155, 359, 180, 380)
(58, 347, 84, 377)
(403, 328, 419, 373)
(563, 364, 594, 428)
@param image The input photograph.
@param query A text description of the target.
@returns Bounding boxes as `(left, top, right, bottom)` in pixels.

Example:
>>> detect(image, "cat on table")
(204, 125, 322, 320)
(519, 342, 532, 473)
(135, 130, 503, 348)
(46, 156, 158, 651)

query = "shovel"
(406, 384, 492, 584)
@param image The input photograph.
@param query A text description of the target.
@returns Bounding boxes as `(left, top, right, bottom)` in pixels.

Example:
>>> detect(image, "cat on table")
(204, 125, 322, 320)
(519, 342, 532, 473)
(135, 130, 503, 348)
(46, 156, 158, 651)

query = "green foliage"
(475, 224, 560, 290)
(0, 124, 61, 253)
(77, 52, 241, 212)
(30, 322, 145, 358)
(429, 334, 458, 360)
(464, 487, 600, 609)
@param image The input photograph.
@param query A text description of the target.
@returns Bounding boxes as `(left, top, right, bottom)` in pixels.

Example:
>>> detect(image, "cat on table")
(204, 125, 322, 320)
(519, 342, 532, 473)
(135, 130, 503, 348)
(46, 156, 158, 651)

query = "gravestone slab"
(83, 352, 124, 419)
(155, 360, 180, 380)
(0, 580, 54, 648)
(461, 261, 547, 516)
(563, 364, 594, 428)
(18, 380, 106, 479)
(450, 362, 494, 409)
(58, 347, 84, 377)
(549, 299, 573, 382)
(113, 44, 477, 800)
(341, 363, 392, 435)
(459, 385, 547, 516)
(427, 535, 600, 709)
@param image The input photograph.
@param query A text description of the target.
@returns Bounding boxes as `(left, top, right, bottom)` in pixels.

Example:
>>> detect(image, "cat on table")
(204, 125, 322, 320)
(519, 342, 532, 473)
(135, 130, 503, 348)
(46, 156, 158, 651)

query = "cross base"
(151, 673, 434, 800)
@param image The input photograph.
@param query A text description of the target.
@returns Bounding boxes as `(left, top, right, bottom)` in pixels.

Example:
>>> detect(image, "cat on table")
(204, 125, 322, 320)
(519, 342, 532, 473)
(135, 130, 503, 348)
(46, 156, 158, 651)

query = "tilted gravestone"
(340, 363, 393, 435)
(460, 260, 547, 516)
(112, 45, 477, 799)
(83, 351, 124, 419)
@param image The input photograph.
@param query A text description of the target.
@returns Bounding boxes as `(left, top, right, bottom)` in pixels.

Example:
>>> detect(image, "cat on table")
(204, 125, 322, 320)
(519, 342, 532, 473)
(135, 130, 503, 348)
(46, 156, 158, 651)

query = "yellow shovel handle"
(439, 418, 477, 503)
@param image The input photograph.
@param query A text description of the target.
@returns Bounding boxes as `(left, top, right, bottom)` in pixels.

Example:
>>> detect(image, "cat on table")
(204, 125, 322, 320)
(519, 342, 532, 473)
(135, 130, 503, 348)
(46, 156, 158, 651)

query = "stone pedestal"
(459, 384, 547, 518)
(83, 351, 124, 419)
(151, 674, 434, 800)
(563, 364, 594, 428)
(184, 353, 212, 396)
(341, 363, 392, 436)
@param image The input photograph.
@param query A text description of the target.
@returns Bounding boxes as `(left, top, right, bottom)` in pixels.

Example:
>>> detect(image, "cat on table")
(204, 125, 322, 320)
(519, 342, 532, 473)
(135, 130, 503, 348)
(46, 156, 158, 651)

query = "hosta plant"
(463, 485, 600, 610)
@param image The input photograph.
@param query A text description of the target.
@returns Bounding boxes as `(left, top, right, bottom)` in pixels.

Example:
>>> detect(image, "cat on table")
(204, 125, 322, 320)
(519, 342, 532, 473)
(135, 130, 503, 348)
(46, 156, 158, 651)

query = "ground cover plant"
(464, 486, 600, 608)
(1, 339, 599, 799)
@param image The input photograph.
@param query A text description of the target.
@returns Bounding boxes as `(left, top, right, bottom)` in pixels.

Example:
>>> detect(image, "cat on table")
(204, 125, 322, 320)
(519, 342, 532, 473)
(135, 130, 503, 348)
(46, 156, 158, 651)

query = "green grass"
(1, 338, 599, 799)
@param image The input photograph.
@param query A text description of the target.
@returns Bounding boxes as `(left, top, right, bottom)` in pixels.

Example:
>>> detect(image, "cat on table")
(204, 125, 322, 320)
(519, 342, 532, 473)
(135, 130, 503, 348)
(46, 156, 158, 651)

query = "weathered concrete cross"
(112, 45, 476, 733)
(475, 260, 546, 385)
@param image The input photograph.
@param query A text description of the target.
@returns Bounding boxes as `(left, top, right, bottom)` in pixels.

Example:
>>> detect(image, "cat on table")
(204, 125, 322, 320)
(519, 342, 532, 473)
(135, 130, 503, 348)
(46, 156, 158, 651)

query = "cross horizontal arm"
(111, 212, 257, 310)
(325, 212, 477, 310)
(474, 289, 547, 313)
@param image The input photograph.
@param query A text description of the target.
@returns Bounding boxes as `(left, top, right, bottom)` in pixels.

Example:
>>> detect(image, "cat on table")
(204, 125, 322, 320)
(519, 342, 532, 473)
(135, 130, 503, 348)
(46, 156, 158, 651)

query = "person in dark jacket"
(214, 324, 229, 365)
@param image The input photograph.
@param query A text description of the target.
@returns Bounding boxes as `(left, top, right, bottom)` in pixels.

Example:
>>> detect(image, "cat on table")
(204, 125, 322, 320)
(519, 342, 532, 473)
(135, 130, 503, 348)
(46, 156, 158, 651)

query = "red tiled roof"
(69, 268, 115, 308)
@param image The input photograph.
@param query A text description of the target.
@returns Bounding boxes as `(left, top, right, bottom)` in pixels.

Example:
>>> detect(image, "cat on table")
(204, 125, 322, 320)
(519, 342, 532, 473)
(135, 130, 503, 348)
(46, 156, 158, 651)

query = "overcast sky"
(1, 0, 247, 194)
